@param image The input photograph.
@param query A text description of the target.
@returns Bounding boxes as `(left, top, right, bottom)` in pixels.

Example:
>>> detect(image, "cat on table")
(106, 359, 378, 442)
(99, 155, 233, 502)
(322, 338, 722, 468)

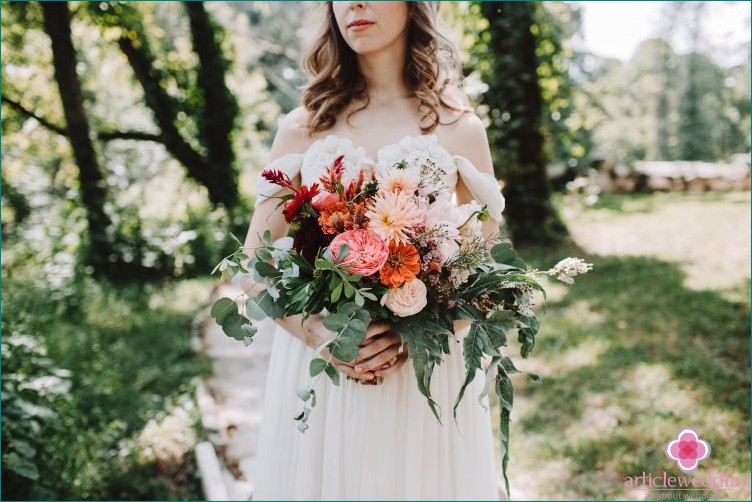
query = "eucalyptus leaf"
(221, 313, 248, 341)
(324, 363, 340, 386)
(210, 297, 237, 325)
(245, 298, 268, 321)
(309, 358, 327, 377)
(297, 386, 313, 402)
(255, 261, 279, 278)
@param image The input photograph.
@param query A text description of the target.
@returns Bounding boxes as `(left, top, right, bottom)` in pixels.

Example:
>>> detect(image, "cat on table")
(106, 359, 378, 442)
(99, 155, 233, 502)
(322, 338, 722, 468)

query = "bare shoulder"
(438, 109, 494, 176)
(268, 106, 313, 161)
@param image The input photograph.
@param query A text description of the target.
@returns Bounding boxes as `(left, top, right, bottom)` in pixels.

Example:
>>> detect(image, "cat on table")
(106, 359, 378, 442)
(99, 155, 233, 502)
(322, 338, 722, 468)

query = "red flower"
(261, 169, 294, 190)
(319, 155, 345, 193)
(283, 183, 320, 224)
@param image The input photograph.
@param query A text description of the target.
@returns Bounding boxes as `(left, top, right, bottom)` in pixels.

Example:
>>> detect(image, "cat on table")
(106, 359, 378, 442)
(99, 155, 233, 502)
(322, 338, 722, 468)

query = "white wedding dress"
(251, 134, 506, 501)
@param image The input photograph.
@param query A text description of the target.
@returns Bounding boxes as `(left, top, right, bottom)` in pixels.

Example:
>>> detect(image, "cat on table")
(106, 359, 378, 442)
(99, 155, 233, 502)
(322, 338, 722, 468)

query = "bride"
(243, 1, 506, 499)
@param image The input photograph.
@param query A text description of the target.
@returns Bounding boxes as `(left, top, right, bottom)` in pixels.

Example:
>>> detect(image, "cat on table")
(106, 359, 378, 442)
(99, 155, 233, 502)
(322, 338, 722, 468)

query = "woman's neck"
(355, 39, 412, 104)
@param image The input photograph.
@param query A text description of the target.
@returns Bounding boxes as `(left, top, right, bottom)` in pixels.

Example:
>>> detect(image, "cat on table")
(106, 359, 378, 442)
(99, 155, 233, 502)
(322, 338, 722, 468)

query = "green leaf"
(4, 452, 39, 481)
(527, 372, 542, 384)
(517, 315, 541, 358)
(360, 290, 377, 301)
(262, 229, 272, 246)
(229, 232, 244, 246)
(496, 372, 514, 499)
(309, 358, 327, 377)
(323, 313, 349, 332)
(329, 338, 359, 362)
(240, 323, 257, 338)
(478, 356, 503, 412)
(336, 243, 350, 263)
(210, 297, 237, 324)
(314, 258, 334, 270)
(331, 282, 343, 303)
(343, 281, 355, 298)
(337, 302, 362, 317)
(490, 242, 518, 266)
(324, 363, 340, 386)
(453, 321, 500, 419)
(255, 247, 273, 262)
(297, 386, 313, 401)
(221, 313, 248, 341)
(10, 440, 36, 459)
(244, 298, 267, 321)
(255, 260, 279, 278)
(256, 290, 285, 318)
(354, 292, 364, 307)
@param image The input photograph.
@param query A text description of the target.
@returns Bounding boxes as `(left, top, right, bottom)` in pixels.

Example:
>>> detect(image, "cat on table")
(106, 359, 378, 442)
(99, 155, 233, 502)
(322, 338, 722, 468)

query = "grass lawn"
(494, 191, 751, 501)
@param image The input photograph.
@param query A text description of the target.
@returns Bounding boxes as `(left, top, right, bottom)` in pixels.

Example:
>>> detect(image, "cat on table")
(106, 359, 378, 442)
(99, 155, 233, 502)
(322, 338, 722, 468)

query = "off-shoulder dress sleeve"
(254, 153, 305, 208)
(452, 154, 505, 222)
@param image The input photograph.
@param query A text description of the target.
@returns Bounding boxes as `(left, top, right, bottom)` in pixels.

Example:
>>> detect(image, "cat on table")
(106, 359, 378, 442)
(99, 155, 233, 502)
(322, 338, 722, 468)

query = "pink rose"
(329, 229, 389, 277)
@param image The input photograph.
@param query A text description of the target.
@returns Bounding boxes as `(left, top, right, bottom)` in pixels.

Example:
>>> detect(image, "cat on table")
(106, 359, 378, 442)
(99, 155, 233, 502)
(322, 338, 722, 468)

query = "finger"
(364, 321, 393, 342)
(375, 353, 409, 378)
(353, 334, 401, 364)
(335, 364, 375, 381)
(378, 356, 398, 370)
(354, 347, 400, 374)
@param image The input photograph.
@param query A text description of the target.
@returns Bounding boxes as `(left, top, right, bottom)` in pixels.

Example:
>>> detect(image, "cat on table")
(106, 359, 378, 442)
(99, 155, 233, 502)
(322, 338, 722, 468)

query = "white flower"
(456, 201, 484, 242)
(547, 257, 593, 284)
(435, 238, 460, 265)
(380, 278, 428, 317)
(135, 397, 197, 464)
(377, 164, 420, 194)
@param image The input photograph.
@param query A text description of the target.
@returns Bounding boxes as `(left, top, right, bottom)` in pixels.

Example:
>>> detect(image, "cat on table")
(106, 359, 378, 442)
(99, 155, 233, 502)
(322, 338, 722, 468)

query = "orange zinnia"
(380, 241, 421, 289)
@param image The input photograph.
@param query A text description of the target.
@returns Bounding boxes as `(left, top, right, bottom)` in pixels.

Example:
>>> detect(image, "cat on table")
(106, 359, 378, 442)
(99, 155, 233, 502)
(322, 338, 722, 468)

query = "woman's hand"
(350, 321, 409, 380)
(304, 317, 408, 381)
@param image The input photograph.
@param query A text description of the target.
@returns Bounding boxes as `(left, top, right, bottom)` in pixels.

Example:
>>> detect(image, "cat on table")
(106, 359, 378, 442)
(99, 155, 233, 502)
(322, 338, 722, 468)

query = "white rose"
(380, 278, 428, 317)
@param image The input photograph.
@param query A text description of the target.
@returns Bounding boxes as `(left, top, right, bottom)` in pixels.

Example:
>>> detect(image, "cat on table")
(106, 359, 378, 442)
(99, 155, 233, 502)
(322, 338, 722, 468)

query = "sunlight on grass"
(497, 192, 750, 501)
(564, 191, 750, 294)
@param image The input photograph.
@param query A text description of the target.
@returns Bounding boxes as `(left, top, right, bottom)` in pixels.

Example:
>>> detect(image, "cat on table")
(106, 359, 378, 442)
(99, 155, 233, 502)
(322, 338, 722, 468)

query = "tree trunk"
(185, 2, 239, 191)
(108, 3, 239, 209)
(478, 1, 568, 246)
(40, 1, 117, 272)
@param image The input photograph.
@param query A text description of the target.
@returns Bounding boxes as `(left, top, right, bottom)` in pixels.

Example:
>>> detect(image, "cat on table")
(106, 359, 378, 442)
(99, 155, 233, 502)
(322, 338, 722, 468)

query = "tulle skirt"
(252, 320, 501, 500)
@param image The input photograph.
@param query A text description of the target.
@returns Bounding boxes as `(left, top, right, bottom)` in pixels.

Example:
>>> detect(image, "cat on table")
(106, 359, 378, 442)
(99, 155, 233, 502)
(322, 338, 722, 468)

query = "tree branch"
(2, 94, 162, 143)
(1, 95, 68, 136)
(97, 130, 162, 142)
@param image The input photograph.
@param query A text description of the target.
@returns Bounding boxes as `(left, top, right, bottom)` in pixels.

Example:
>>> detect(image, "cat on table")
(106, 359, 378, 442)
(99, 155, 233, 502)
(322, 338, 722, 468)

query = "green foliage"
(1, 264, 211, 500)
(467, 1, 569, 246)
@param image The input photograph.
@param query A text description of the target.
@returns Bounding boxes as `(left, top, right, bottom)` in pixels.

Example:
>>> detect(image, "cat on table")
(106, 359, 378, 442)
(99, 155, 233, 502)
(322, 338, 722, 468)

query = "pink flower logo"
(665, 428, 711, 472)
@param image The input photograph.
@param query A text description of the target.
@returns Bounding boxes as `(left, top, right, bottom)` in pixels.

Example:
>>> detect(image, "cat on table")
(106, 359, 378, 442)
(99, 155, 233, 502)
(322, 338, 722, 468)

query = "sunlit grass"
(491, 191, 751, 501)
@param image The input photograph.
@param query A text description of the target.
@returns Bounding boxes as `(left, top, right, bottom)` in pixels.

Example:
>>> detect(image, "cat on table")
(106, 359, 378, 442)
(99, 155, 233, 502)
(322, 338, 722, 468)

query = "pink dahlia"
(365, 190, 425, 244)
(329, 229, 389, 277)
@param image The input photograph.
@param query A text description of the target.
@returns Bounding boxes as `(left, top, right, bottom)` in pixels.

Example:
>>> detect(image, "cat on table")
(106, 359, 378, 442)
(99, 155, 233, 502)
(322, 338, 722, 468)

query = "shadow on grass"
(512, 243, 750, 497)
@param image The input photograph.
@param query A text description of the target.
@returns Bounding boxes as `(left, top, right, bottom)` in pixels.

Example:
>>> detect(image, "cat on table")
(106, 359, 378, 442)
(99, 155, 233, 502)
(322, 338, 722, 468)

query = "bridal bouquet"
(210, 154, 591, 494)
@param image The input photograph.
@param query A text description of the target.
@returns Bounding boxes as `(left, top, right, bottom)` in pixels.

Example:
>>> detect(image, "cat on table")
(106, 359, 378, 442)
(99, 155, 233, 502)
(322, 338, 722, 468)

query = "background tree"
(40, 1, 120, 276)
(469, 1, 569, 246)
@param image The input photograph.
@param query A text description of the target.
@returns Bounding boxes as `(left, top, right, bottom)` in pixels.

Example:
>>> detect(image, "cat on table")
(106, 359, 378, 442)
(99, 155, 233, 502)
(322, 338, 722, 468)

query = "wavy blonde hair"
(300, 1, 469, 135)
